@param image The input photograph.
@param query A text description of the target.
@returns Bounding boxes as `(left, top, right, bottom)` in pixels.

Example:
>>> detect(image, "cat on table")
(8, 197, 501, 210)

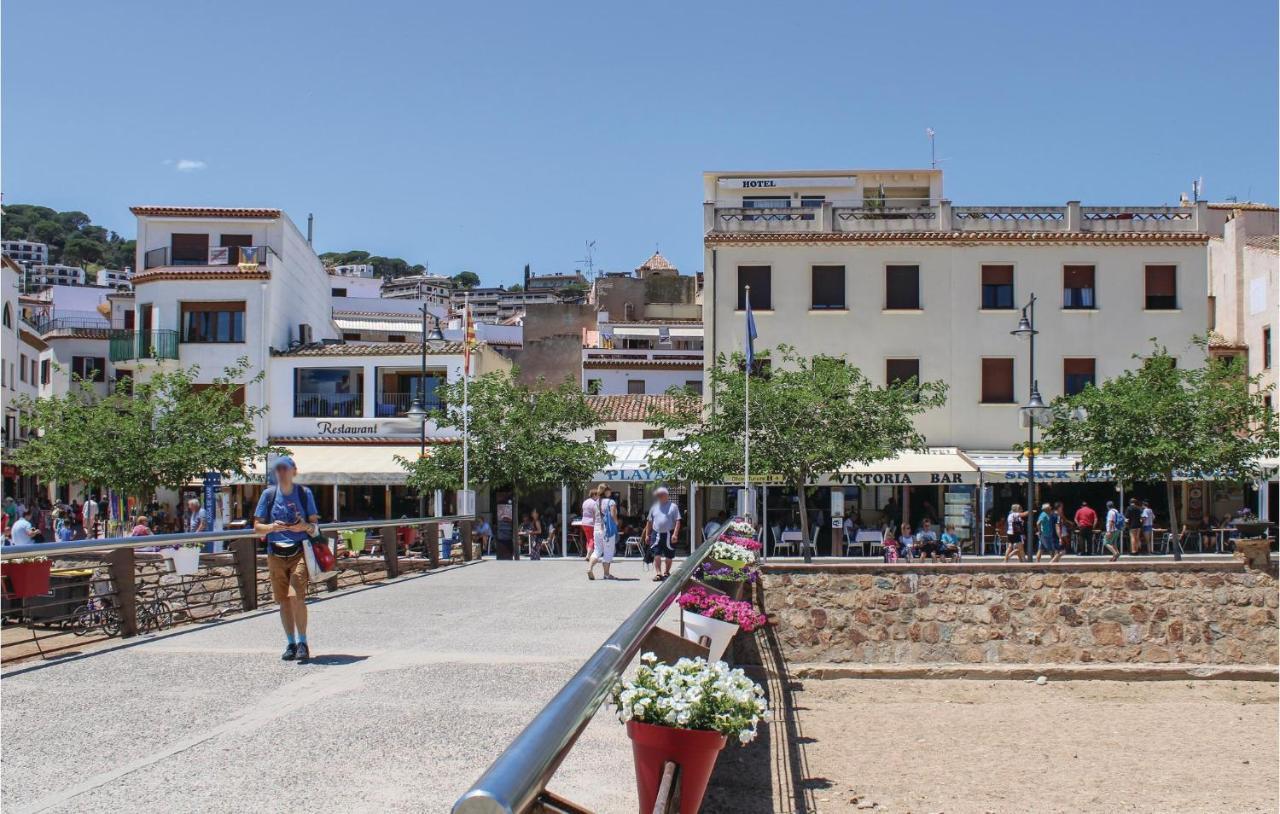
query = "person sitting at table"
(915, 519, 940, 561)
(898, 522, 917, 561)
(474, 516, 493, 551)
(939, 524, 961, 561)
(882, 529, 901, 563)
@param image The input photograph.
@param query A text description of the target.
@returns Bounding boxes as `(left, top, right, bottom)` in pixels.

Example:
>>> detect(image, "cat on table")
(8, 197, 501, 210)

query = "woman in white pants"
(587, 484, 619, 580)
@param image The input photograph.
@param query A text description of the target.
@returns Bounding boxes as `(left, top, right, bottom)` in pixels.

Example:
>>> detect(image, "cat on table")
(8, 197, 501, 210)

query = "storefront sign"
(718, 176, 855, 189)
(830, 472, 973, 485)
(316, 421, 380, 435)
(202, 471, 221, 529)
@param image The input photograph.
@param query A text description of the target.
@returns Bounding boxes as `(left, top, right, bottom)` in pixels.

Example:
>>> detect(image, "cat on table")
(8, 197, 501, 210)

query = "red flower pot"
(3, 560, 51, 599)
(626, 719, 727, 813)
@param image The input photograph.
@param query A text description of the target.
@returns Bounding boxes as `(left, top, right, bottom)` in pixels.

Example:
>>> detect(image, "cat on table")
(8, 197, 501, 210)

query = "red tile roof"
(272, 341, 466, 357)
(1245, 234, 1279, 253)
(270, 436, 461, 445)
(583, 358, 703, 370)
(587, 394, 687, 422)
(1207, 202, 1277, 212)
(132, 267, 271, 284)
(129, 206, 282, 219)
(705, 232, 1209, 246)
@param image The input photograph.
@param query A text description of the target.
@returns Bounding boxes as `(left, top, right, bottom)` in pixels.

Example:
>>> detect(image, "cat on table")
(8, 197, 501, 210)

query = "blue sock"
(287, 633, 296, 645)
(297, 635, 307, 645)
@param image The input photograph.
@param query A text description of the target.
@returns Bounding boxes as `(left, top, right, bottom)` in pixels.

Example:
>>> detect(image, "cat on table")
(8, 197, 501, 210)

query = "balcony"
(108, 330, 180, 363)
(705, 200, 1209, 236)
(294, 393, 363, 418)
(373, 392, 446, 418)
(142, 245, 278, 271)
(582, 347, 704, 364)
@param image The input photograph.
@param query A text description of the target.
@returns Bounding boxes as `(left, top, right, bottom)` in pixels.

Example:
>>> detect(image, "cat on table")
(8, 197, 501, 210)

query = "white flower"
(738, 728, 756, 744)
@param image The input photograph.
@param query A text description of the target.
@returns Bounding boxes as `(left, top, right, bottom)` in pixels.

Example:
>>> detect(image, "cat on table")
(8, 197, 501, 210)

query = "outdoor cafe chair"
(622, 536, 643, 558)
(771, 525, 794, 557)
(841, 527, 863, 557)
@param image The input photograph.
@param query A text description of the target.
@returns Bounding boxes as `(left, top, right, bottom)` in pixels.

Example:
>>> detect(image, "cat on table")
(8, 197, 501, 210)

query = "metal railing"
(452, 522, 729, 814)
(108, 329, 180, 362)
(1, 514, 477, 664)
(143, 245, 278, 270)
(375, 393, 445, 417)
(294, 392, 364, 418)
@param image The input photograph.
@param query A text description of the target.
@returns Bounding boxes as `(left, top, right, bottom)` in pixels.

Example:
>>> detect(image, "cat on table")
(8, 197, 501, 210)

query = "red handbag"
(311, 537, 336, 572)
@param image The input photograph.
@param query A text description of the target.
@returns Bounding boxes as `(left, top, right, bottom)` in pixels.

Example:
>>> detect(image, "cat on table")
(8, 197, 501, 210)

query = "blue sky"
(3, 0, 1276, 286)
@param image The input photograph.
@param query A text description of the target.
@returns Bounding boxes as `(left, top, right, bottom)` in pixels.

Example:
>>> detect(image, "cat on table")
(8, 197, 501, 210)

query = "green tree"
(1040, 340, 1277, 554)
(12, 358, 279, 505)
(452, 270, 481, 289)
(648, 346, 947, 558)
(398, 368, 610, 543)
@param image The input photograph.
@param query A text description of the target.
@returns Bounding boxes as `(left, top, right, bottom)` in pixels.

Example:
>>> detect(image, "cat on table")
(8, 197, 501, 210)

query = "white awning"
(826, 447, 980, 485)
(333, 317, 422, 333)
(611, 326, 659, 338)
(669, 326, 703, 338)
(231, 445, 424, 485)
(968, 451, 1099, 483)
(594, 439, 662, 482)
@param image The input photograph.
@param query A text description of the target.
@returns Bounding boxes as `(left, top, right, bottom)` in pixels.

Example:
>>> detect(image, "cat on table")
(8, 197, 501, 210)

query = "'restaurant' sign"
(717, 176, 855, 190)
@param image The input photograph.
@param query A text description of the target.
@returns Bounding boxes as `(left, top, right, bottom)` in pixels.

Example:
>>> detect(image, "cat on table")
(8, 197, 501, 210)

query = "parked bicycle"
(70, 596, 121, 637)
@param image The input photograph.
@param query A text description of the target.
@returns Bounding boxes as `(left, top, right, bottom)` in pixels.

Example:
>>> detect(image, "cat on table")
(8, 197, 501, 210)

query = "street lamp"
(1011, 293, 1049, 554)
(409, 304, 447, 518)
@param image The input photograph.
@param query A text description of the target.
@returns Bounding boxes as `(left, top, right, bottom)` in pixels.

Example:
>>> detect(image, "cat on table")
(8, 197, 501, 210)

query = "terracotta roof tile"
(586, 394, 686, 422)
(705, 232, 1209, 246)
(130, 206, 282, 219)
(1207, 202, 1278, 212)
(583, 358, 702, 370)
(272, 341, 466, 357)
(132, 267, 271, 284)
(1245, 234, 1279, 253)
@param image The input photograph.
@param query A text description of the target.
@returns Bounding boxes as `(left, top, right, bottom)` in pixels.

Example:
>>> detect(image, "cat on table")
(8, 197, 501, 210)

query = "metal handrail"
(452, 522, 730, 814)
(0, 514, 475, 561)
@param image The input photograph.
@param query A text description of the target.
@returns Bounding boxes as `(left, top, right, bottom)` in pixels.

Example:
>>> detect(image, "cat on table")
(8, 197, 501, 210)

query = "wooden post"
(425, 522, 440, 568)
(459, 519, 474, 562)
(383, 524, 401, 578)
(230, 537, 259, 612)
(108, 547, 138, 637)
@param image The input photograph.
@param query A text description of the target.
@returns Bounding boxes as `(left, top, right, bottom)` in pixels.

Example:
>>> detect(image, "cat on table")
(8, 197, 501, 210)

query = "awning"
(611, 326, 659, 338)
(826, 447, 980, 485)
(969, 451, 1101, 483)
(593, 439, 665, 482)
(229, 445, 424, 485)
(669, 326, 703, 338)
(333, 317, 422, 333)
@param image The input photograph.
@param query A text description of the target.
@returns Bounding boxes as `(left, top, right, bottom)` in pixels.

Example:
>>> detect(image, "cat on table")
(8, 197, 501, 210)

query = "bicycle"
(71, 596, 121, 637)
(135, 590, 175, 632)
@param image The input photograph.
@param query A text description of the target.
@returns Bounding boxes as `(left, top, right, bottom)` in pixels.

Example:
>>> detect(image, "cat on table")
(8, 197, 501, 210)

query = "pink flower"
(677, 587, 768, 632)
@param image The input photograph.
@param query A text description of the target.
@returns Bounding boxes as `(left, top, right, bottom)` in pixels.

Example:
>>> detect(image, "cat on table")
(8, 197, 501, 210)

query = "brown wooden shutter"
(1144, 265, 1176, 296)
(981, 358, 1014, 403)
(170, 233, 210, 263)
(1063, 265, 1095, 288)
(981, 265, 1013, 285)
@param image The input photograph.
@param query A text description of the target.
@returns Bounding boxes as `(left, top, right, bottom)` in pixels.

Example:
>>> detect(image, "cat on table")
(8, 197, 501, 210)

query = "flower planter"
(713, 557, 750, 571)
(340, 530, 367, 554)
(699, 577, 746, 601)
(4, 560, 52, 599)
(164, 546, 202, 576)
(627, 719, 727, 814)
(681, 609, 740, 663)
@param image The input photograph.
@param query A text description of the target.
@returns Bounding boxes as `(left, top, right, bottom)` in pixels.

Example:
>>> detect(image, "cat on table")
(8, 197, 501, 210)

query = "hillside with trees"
(1, 204, 136, 272)
(318, 249, 426, 279)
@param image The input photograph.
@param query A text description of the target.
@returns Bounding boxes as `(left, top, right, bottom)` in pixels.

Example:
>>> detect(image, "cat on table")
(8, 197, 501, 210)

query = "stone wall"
(763, 562, 1278, 666)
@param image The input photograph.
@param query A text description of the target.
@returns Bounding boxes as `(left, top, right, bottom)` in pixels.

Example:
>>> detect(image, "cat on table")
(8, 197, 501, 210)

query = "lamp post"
(1011, 293, 1051, 555)
(407, 304, 447, 518)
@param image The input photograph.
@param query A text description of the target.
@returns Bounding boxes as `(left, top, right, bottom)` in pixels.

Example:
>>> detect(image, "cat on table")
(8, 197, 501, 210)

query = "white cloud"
(163, 158, 208, 172)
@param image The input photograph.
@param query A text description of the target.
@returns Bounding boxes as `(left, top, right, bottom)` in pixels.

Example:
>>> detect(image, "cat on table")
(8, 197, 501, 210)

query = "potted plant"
(678, 584, 768, 661)
(693, 560, 757, 600)
(614, 654, 768, 814)
(724, 519, 758, 539)
(707, 539, 757, 571)
(163, 544, 202, 576)
(3, 556, 52, 599)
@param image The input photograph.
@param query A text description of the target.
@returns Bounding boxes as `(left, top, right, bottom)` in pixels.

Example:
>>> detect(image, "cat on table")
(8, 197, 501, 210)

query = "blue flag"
(745, 291, 758, 371)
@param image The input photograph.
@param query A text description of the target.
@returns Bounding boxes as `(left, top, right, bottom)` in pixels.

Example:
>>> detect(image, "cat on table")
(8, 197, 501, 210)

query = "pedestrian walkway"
(2, 559, 669, 813)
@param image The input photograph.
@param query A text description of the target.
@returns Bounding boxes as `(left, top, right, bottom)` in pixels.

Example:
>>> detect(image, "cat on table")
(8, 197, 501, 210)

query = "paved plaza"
(2, 559, 671, 814)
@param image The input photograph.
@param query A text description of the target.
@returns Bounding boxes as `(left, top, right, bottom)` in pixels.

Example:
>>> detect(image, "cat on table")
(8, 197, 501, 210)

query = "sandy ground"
(784, 678, 1278, 814)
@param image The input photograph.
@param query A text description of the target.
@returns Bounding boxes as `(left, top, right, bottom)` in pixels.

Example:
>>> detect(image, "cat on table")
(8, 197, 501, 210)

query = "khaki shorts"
(268, 551, 309, 602)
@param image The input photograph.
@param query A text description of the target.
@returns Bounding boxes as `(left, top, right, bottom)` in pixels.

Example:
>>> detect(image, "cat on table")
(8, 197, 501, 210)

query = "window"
(685, 379, 703, 395)
(642, 429, 665, 440)
(811, 265, 846, 310)
(1264, 326, 1272, 369)
(18, 354, 27, 383)
(294, 367, 364, 417)
(737, 266, 771, 310)
(30, 358, 36, 384)
(170, 233, 210, 265)
(627, 379, 646, 395)
(2, 303, 10, 328)
(885, 265, 920, 310)
(981, 265, 1014, 309)
(1144, 265, 1177, 310)
(1063, 265, 1096, 309)
(219, 234, 253, 264)
(1064, 358, 1096, 396)
(885, 358, 920, 387)
(981, 358, 1015, 404)
(181, 301, 246, 343)
(332, 287, 348, 297)
(595, 429, 618, 442)
(387, 334, 406, 343)
(40, 359, 50, 385)
(586, 379, 602, 395)
(72, 356, 106, 382)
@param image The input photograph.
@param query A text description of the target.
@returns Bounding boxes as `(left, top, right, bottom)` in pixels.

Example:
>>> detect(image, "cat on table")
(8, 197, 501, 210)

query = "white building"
(327, 271, 382, 299)
(380, 273, 453, 306)
(97, 268, 133, 288)
(2, 257, 49, 505)
(2, 240, 49, 270)
(28, 264, 87, 288)
(702, 168, 1214, 540)
(329, 263, 376, 278)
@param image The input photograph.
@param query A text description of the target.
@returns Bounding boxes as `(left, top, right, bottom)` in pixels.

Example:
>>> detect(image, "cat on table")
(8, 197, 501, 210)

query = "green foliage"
(507, 283, 524, 293)
(1041, 340, 1277, 493)
(648, 346, 947, 545)
(398, 368, 610, 495)
(318, 250, 432, 280)
(11, 358, 279, 503)
(1, 204, 136, 272)
(452, 270, 481, 289)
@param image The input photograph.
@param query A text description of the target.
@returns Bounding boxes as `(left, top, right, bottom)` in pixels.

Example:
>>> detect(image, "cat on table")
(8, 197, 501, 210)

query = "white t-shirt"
(83, 500, 98, 522)
(1140, 507, 1155, 527)
(594, 498, 616, 538)
(10, 518, 34, 546)
(580, 498, 597, 526)
(1106, 508, 1121, 533)
(648, 501, 681, 534)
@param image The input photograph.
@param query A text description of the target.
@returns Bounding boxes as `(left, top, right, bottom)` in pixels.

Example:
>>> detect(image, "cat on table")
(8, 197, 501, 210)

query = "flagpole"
(463, 293, 470, 493)
(744, 285, 751, 512)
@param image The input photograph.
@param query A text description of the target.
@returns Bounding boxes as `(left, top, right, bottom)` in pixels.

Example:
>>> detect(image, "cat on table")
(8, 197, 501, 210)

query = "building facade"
(28, 264, 87, 288)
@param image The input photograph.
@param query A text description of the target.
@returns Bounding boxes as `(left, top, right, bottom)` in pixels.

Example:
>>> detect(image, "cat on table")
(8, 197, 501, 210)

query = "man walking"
(642, 486, 682, 582)
(1125, 498, 1145, 555)
(1103, 500, 1122, 561)
(1073, 500, 1097, 552)
(1034, 503, 1059, 563)
(1141, 500, 1156, 553)
(186, 497, 208, 534)
(82, 494, 100, 538)
(253, 457, 320, 661)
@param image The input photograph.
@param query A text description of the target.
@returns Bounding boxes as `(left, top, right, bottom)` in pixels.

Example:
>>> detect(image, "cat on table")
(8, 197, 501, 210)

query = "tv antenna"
(926, 127, 937, 169)
(580, 240, 597, 281)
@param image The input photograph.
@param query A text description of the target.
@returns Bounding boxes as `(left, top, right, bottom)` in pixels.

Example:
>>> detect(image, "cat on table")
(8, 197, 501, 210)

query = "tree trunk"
(796, 479, 812, 563)
(1164, 474, 1182, 560)
(511, 484, 520, 560)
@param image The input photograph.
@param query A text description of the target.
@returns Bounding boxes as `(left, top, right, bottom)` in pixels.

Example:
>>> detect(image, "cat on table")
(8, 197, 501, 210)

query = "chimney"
(306, 213, 314, 245)
(523, 263, 531, 289)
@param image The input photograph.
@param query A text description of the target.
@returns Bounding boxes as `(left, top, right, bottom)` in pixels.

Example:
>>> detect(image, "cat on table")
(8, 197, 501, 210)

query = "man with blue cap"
(253, 455, 320, 661)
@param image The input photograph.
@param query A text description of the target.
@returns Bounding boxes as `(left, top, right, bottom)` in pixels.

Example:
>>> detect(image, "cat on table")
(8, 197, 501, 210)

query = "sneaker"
(281, 643, 298, 661)
(296, 642, 311, 661)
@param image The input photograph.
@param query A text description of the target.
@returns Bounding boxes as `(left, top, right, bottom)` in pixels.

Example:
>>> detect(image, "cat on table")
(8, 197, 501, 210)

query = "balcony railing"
(294, 393, 364, 418)
(108, 330, 180, 363)
(374, 393, 445, 417)
(143, 245, 277, 270)
(582, 347, 704, 363)
(706, 200, 1209, 236)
